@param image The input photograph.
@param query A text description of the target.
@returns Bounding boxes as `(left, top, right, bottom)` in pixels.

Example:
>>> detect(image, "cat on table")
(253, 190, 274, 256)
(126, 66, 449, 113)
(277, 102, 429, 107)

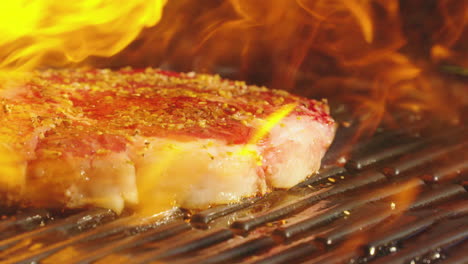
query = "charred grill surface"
(0, 120, 467, 264)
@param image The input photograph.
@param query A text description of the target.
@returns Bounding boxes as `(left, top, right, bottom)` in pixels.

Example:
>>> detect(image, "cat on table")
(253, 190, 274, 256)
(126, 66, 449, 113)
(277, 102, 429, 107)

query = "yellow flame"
(237, 103, 297, 161)
(250, 103, 298, 145)
(343, 0, 373, 43)
(136, 143, 182, 215)
(0, 135, 26, 190)
(0, 0, 167, 71)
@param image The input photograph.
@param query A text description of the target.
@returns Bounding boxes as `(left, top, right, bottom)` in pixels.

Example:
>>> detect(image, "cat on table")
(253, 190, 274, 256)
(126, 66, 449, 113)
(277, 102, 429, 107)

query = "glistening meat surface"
(0, 68, 335, 214)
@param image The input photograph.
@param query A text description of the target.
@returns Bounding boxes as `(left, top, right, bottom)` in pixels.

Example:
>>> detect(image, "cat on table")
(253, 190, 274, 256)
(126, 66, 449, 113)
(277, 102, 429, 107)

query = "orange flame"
(1, 1, 465, 130)
(91, 0, 467, 136)
(0, 0, 465, 138)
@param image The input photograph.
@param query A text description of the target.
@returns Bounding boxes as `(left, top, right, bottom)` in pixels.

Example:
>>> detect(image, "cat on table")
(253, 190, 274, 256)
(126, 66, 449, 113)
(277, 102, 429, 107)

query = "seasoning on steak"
(0, 68, 335, 214)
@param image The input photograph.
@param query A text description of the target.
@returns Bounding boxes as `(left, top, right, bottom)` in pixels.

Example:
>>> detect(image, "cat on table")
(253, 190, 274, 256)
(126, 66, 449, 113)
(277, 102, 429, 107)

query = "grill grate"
(0, 122, 467, 264)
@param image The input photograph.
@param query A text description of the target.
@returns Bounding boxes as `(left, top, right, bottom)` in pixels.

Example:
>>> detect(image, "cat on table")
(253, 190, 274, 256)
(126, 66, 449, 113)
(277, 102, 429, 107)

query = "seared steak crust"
(0, 68, 335, 213)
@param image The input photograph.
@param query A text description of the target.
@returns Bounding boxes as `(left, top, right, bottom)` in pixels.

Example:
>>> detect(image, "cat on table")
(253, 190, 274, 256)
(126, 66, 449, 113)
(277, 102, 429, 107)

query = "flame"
(248, 103, 298, 145)
(0, 0, 166, 71)
(0, 0, 465, 214)
(0, 149, 24, 187)
(0, 1, 170, 199)
(1, 0, 465, 131)
(135, 105, 298, 216)
(93, 0, 466, 136)
(0, 134, 26, 191)
(136, 143, 182, 215)
(238, 103, 297, 160)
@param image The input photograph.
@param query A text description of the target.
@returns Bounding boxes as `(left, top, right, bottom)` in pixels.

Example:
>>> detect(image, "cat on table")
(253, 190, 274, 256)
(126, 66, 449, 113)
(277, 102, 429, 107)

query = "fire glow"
(106, 0, 467, 134)
(0, 0, 465, 135)
(0, 1, 466, 215)
(0, 1, 466, 126)
(0, 0, 166, 71)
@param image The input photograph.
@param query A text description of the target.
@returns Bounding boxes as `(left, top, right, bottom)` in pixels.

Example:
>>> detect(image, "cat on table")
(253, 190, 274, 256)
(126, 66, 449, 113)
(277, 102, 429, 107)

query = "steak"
(0, 68, 335, 214)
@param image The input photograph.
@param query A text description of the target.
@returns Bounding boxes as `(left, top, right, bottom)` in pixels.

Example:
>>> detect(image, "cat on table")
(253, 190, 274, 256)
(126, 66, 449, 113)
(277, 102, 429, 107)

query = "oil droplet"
(390, 202, 396, 210)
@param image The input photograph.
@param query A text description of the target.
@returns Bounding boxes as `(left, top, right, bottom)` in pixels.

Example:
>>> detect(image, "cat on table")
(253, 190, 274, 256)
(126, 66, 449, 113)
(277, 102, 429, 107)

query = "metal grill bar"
(346, 128, 466, 171)
(196, 236, 276, 264)
(191, 198, 261, 227)
(292, 166, 346, 189)
(443, 240, 468, 264)
(300, 244, 360, 264)
(0, 123, 466, 264)
(0, 208, 114, 258)
(376, 219, 468, 264)
(273, 178, 424, 240)
(8, 215, 134, 264)
(364, 199, 468, 256)
(422, 157, 468, 183)
(73, 220, 191, 264)
(251, 242, 319, 264)
(382, 141, 467, 177)
(137, 228, 234, 262)
(231, 171, 386, 234)
(0, 209, 50, 240)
